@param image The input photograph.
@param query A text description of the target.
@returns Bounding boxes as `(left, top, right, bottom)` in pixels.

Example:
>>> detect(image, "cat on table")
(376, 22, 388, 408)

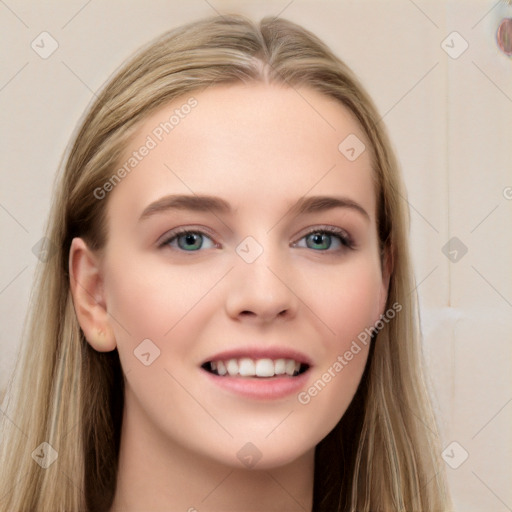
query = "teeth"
(206, 357, 306, 378)
(274, 358, 286, 375)
(255, 358, 275, 377)
(285, 359, 296, 376)
(226, 359, 239, 376)
(239, 358, 255, 376)
(216, 361, 227, 376)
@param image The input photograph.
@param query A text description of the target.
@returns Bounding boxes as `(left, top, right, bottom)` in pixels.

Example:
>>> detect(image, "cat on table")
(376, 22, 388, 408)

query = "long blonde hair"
(0, 14, 451, 511)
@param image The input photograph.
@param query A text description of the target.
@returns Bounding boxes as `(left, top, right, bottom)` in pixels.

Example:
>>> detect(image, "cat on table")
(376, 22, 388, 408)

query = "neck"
(109, 392, 315, 512)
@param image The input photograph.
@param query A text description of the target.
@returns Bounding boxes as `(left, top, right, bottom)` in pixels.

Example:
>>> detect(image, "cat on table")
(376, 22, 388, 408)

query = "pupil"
(309, 233, 330, 249)
(180, 233, 201, 250)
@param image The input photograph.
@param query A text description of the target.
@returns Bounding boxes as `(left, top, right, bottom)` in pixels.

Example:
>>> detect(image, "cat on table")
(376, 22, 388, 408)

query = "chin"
(201, 435, 317, 471)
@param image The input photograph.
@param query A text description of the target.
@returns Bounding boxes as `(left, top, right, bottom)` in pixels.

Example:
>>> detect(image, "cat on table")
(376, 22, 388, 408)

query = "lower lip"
(200, 368, 311, 400)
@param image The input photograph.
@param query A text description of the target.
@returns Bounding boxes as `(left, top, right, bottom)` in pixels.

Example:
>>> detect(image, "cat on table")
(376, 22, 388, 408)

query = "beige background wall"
(1, 1, 511, 510)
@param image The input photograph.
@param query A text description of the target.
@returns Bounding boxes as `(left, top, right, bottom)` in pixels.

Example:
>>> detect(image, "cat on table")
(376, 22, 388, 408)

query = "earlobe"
(69, 237, 116, 352)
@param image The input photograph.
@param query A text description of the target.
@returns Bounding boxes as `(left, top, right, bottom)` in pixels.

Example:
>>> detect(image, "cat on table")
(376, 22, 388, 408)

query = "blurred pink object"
(497, 18, 512, 55)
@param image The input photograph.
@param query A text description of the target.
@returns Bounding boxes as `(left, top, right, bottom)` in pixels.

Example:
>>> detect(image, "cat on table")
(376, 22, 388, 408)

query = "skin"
(69, 83, 390, 512)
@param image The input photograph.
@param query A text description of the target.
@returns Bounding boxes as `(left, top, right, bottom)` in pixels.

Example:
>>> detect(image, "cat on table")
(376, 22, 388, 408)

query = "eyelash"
(159, 226, 355, 253)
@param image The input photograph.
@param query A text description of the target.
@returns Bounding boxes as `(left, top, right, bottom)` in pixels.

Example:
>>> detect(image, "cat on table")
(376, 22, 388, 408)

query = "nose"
(224, 249, 299, 324)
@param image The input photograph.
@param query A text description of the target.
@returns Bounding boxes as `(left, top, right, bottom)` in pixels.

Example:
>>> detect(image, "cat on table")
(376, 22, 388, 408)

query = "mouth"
(199, 347, 313, 399)
(201, 358, 310, 378)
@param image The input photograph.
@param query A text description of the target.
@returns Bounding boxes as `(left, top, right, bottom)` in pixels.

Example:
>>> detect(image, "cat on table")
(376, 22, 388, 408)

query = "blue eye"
(160, 230, 216, 251)
(295, 228, 353, 251)
(160, 226, 354, 253)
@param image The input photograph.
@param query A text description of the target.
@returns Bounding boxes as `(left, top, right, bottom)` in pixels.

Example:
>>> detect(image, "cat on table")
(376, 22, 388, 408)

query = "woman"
(0, 14, 451, 511)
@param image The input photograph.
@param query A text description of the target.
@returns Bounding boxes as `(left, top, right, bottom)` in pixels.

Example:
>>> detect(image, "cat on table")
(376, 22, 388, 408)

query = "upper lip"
(201, 346, 313, 367)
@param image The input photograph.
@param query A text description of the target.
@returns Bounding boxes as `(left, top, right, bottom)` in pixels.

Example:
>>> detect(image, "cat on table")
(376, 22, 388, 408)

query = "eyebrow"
(138, 194, 370, 222)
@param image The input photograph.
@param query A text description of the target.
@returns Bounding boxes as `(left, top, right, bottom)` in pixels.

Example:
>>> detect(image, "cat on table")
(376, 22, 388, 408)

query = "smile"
(202, 358, 309, 378)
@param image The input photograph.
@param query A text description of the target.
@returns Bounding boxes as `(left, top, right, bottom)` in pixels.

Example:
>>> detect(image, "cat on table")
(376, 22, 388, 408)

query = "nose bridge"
(225, 234, 298, 321)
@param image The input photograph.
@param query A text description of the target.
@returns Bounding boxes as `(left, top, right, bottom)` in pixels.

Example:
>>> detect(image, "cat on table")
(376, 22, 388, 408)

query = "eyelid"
(292, 225, 355, 248)
(158, 224, 355, 251)
(157, 225, 219, 248)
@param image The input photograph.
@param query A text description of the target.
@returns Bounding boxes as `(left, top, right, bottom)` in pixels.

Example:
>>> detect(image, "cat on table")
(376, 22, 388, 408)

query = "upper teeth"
(210, 358, 301, 377)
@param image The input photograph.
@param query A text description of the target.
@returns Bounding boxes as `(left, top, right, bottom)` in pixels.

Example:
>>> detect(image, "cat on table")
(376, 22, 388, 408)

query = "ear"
(378, 243, 393, 315)
(69, 237, 116, 352)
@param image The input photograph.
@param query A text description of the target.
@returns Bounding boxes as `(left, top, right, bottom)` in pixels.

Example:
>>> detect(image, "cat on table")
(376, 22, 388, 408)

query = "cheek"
(307, 256, 384, 344)
(294, 257, 382, 428)
(102, 253, 219, 364)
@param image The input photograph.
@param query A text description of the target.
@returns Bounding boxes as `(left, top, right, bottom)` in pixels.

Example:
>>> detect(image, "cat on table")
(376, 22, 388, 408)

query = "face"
(94, 83, 388, 469)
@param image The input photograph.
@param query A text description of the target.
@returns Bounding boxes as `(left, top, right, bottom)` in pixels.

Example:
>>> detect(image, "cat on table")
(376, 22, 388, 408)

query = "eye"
(159, 229, 217, 252)
(293, 227, 354, 252)
(159, 226, 353, 253)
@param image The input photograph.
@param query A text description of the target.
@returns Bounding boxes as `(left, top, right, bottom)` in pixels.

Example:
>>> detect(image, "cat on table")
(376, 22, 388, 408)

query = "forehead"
(107, 83, 376, 223)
